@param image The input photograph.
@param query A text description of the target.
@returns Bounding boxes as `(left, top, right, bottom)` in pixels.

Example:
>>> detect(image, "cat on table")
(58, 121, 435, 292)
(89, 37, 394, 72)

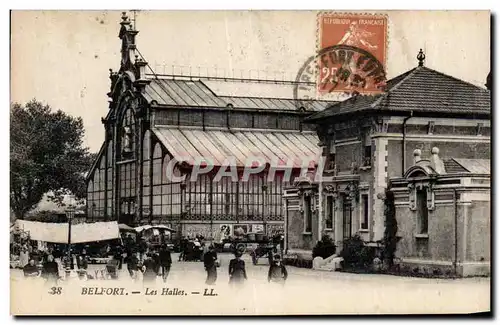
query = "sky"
(10, 10, 490, 153)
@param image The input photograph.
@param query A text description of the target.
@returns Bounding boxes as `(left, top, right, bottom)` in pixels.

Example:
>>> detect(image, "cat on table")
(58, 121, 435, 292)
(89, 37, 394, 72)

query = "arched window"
(99, 159, 106, 191)
(142, 131, 152, 217)
(106, 141, 113, 218)
(163, 154, 172, 182)
(94, 168, 100, 188)
(87, 180, 94, 193)
(143, 130, 151, 161)
(153, 143, 162, 158)
(87, 180, 94, 202)
(152, 143, 163, 216)
(152, 143, 162, 185)
(107, 142, 113, 167)
(87, 180, 94, 219)
(161, 155, 171, 216)
(93, 168, 104, 218)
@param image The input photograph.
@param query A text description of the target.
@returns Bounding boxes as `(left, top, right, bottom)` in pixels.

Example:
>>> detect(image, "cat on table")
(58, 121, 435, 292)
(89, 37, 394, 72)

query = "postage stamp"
(317, 12, 388, 94)
(293, 13, 388, 110)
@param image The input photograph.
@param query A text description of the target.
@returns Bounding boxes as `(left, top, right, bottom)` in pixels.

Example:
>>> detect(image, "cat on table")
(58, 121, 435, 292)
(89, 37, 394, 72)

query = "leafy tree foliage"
(10, 100, 95, 219)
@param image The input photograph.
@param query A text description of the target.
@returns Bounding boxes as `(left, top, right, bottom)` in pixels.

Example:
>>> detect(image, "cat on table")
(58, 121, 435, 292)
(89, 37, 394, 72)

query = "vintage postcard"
(10, 10, 491, 315)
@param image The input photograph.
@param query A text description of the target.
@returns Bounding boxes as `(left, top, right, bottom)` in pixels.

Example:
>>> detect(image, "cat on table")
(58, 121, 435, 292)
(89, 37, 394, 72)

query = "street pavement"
(10, 252, 490, 315)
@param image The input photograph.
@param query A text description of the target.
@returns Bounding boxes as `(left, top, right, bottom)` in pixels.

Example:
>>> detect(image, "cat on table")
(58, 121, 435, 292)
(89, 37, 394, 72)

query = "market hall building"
(85, 13, 335, 239)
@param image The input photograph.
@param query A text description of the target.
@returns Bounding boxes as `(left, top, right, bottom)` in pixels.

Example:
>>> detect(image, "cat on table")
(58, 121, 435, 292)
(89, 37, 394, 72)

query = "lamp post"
(65, 197, 76, 272)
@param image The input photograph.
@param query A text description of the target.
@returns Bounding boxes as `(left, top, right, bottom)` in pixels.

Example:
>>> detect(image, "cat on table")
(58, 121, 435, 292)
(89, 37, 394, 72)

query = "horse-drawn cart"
(228, 232, 283, 265)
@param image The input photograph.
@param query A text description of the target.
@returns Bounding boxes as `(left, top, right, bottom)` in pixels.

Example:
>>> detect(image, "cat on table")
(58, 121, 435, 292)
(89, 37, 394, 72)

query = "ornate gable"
(104, 12, 150, 126)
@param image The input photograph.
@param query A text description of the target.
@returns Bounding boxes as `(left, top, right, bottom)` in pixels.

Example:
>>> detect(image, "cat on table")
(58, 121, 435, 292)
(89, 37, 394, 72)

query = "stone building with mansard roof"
(85, 13, 336, 239)
(284, 50, 491, 276)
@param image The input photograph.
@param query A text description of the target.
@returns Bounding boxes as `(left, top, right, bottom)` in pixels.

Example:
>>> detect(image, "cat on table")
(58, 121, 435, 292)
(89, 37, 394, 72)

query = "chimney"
(430, 147, 446, 174)
(413, 149, 422, 164)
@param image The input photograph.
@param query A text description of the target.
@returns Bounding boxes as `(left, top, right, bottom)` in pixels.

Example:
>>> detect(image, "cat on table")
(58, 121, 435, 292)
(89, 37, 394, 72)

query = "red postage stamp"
(317, 12, 388, 94)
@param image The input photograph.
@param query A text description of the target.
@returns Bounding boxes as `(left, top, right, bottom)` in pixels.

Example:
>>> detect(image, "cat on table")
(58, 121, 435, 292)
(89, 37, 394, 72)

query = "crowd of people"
(202, 245, 288, 288)
(15, 241, 70, 285)
(13, 234, 289, 288)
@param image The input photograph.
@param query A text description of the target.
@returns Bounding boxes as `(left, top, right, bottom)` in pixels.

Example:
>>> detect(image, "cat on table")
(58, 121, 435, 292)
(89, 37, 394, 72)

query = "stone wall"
(336, 142, 362, 172)
(392, 183, 490, 276)
(466, 200, 490, 262)
(286, 209, 315, 251)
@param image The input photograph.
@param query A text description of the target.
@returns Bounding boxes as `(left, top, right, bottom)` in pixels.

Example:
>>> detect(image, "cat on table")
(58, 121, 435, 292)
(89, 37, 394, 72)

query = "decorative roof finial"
(417, 49, 425, 67)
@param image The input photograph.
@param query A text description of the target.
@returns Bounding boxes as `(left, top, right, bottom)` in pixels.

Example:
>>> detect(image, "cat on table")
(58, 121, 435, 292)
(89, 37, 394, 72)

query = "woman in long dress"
(19, 244, 29, 268)
(203, 245, 218, 285)
(228, 252, 247, 289)
(141, 253, 158, 285)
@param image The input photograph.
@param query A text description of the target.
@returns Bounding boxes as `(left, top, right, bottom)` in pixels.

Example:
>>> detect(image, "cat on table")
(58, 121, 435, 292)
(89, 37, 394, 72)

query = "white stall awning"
(14, 220, 121, 244)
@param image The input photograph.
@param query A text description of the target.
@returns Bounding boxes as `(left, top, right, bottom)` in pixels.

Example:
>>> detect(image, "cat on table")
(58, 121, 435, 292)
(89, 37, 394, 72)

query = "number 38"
(50, 287, 62, 295)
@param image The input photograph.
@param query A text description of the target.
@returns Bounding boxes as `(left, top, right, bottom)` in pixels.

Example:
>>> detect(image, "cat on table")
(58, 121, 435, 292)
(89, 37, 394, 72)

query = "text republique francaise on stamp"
(294, 13, 388, 109)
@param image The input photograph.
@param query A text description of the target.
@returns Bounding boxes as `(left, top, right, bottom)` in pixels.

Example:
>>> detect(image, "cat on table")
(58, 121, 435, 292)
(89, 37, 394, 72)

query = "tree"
(10, 99, 95, 219)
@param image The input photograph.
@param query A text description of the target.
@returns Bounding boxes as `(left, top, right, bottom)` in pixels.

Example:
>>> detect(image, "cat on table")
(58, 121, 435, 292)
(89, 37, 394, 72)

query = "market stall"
(135, 224, 176, 249)
(13, 220, 121, 244)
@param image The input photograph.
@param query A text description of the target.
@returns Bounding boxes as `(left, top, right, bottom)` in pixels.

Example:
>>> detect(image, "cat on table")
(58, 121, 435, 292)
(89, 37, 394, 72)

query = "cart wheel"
(236, 243, 246, 254)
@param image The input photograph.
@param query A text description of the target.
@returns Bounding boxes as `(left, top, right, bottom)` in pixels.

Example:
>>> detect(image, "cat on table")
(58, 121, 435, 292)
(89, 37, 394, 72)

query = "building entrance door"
(342, 196, 352, 240)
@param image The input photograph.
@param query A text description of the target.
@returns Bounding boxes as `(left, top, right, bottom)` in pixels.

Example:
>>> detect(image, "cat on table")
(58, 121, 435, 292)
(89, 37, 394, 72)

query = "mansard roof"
(306, 66, 491, 122)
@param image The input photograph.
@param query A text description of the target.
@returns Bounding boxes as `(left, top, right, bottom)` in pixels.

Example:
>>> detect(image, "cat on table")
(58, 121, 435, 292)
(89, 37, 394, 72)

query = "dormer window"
(363, 146, 372, 167)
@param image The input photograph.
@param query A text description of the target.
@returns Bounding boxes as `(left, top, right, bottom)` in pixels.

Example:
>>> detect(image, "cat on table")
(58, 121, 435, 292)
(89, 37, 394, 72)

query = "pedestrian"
(19, 244, 29, 268)
(158, 245, 172, 282)
(127, 249, 139, 279)
(200, 242, 207, 261)
(136, 239, 145, 262)
(114, 245, 124, 270)
(229, 251, 247, 289)
(179, 237, 188, 261)
(268, 254, 288, 285)
(23, 259, 39, 278)
(106, 254, 120, 279)
(77, 249, 89, 271)
(203, 245, 218, 285)
(41, 254, 60, 285)
(141, 253, 158, 285)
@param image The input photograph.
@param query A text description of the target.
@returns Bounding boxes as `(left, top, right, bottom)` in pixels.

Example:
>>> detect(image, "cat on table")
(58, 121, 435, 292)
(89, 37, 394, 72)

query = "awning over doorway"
(152, 127, 320, 168)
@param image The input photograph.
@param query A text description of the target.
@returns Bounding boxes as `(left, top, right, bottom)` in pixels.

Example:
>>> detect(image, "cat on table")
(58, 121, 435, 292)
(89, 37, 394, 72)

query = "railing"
(149, 64, 308, 84)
